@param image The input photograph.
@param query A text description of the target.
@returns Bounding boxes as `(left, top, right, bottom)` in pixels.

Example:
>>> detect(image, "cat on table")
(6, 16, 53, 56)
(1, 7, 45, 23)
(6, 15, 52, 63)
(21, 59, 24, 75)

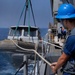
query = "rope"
(11, 39, 62, 65)
(39, 40, 62, 49)
(11, 39, 51, 66)
(11, 39, 58, 75)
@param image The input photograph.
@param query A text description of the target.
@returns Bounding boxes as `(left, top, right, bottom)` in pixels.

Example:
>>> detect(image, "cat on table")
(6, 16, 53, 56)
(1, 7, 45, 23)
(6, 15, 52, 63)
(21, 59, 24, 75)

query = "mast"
(50, 0, 75, 25)
(62, 0, 75, 7)
(50, 0, 53, 17)
(52, 0, 62, 24)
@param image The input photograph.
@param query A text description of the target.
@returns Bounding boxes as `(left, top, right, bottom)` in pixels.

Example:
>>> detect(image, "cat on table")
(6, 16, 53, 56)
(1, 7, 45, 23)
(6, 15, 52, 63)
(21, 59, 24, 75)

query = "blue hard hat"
(56, 3, 75, 19)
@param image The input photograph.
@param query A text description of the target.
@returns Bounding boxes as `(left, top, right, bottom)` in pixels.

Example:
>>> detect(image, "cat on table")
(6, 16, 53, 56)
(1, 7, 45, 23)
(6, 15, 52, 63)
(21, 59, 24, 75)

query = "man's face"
(60, 20, 68, 29)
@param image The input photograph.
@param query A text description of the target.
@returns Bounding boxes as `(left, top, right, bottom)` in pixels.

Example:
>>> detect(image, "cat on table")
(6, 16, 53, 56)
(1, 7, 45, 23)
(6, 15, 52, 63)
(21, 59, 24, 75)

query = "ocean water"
(0, 28, 48, 75)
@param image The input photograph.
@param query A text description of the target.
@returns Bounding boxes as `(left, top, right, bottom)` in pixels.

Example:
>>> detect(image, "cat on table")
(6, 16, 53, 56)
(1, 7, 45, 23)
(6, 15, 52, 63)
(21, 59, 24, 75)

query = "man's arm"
(51, 52, 70, 73)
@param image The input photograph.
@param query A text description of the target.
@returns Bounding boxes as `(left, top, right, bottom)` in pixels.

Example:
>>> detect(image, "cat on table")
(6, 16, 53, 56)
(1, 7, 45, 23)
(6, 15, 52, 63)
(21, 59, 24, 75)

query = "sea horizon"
(0, 28, 48, 40)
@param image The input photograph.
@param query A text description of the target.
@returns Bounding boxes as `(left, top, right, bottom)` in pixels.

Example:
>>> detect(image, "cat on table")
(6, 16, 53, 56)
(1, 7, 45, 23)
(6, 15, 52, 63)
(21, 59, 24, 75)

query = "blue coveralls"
(62, 28, 75, 75)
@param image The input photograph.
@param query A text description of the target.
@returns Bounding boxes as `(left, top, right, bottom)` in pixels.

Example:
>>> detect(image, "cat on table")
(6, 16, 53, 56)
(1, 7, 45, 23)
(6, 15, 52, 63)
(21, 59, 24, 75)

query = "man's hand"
(51, 62, 57, 74)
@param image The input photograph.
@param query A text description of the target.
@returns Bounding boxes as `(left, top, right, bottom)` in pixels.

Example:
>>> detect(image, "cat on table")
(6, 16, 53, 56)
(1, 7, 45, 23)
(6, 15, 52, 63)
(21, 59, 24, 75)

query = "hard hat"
(56, 3, 75, 19)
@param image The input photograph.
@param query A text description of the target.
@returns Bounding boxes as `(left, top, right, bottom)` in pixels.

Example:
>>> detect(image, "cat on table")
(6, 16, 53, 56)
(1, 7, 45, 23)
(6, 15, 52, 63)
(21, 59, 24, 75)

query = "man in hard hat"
(51, 3, 75, 75)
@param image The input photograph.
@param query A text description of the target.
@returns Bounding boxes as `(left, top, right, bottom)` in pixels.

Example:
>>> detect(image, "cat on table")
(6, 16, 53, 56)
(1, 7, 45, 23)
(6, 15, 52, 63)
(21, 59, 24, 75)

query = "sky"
(0, 0, 53, 28)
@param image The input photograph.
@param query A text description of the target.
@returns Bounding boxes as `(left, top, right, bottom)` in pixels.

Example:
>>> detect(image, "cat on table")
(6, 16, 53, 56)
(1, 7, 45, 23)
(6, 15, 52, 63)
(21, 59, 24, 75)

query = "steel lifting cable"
(28, 0, 30, 36)
(17, 2, 26, 25)
(29, 0, 36, 27)
(14, 2, 26, 37)
(23, 0, 29, 25)
(24, 0, 36, 26)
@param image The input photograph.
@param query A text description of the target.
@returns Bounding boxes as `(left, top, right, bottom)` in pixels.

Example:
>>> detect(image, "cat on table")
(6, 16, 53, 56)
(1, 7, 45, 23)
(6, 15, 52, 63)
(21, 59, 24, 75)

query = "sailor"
(51, 3, 75, 75)
(61, 27, 67, 39)
(57, 22, 63, 40)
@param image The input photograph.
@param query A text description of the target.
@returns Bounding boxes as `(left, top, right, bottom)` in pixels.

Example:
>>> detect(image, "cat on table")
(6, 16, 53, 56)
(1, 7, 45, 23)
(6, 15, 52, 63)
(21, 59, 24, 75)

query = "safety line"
(39, 40, 62, 49)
